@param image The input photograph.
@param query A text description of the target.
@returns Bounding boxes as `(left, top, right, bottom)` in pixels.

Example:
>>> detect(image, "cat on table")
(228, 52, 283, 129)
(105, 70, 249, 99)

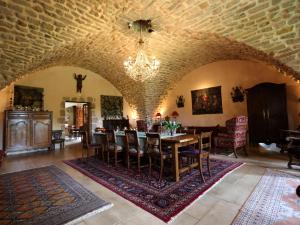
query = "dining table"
(93, 131, 199, 182)
(161, 134, 199, 182)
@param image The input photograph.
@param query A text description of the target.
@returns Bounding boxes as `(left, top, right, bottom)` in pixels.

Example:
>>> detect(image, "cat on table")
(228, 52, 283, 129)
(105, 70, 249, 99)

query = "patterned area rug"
(0, 165, 112, 225)
(64, 158, 243, 223)
(232, 169, 300, 225)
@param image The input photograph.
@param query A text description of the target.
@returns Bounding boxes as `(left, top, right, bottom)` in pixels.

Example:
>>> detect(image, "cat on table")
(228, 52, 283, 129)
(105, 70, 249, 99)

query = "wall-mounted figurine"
(176, 95, 185, 108)
(231, 86, 246, 102)
(74, 73, 86, 93)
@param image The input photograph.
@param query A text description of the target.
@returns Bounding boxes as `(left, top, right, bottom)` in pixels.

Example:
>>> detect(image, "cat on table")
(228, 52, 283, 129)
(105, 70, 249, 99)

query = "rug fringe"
(65, 203, 113, 225)
(167, 163, 245, 224)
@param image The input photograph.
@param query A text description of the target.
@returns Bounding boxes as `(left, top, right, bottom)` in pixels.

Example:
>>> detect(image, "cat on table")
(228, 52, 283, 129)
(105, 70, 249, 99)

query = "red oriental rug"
(64, 157, 243, 223)
(0, 166, 112, 225)
(232, 169, 300, 225)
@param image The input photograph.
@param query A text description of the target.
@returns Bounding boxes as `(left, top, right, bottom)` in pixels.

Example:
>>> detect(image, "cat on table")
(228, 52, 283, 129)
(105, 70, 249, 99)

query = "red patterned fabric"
(214, 116, 248, 150)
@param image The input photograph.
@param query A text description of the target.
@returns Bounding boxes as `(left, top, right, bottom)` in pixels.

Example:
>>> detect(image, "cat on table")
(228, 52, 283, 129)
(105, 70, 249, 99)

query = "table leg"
(172, 143, 179, 182)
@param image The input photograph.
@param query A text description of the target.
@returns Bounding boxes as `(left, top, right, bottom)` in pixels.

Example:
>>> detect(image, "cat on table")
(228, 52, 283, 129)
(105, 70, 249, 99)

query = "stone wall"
(0, 0, 299, 117)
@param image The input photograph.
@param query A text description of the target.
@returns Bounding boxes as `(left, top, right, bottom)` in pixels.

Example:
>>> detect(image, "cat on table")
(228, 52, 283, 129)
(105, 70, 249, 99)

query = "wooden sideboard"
(103, 119, 129, 130)
(3, 110, 52, 154)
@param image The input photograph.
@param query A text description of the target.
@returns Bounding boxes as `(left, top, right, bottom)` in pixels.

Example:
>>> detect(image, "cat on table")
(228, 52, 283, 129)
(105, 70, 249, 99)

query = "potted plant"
(162, 117, 181, 136)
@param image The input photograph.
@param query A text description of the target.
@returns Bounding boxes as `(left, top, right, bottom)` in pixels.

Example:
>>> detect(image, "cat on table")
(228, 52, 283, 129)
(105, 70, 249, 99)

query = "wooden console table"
(103, 119, 129, 130)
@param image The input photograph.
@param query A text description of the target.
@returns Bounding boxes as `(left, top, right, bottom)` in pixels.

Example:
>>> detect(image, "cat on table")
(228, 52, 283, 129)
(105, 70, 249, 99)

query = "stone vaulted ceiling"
(0, 0, 300, 118)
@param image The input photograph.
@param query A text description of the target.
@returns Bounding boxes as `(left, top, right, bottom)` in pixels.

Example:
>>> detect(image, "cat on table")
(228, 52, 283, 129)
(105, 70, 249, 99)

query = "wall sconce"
(176, 95, 185, 108)
(231, 86, 246, 102)
(171, 110, 179, 119)
(155, 112, 162, 119)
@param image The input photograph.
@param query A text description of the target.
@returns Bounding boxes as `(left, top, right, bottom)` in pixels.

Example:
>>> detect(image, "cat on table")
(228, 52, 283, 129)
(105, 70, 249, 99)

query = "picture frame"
(101, 95, 123, 118)
(191, 86, 223, 115)
(14, 85, 44, 110)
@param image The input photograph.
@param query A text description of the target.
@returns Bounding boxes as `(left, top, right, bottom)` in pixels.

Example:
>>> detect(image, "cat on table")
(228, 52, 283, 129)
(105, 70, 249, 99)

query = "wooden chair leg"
(198, 156, 205, 182)
(101, 146, 104, 161)
(159, 158, 164, 181)
(233, 148, 238, 158)
(127, 154, 130, 169)
(114, 151, 117, 166)
(149, 156, 152, 176)
(107, 151, 110, 165)
(137, 155, 141, 173)
(207, 156, 211, 177)
(288, 153, 293, 169)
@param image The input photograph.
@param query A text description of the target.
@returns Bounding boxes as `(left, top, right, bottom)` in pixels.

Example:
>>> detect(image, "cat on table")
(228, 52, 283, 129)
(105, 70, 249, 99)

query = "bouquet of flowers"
(162, 116, 181, 135)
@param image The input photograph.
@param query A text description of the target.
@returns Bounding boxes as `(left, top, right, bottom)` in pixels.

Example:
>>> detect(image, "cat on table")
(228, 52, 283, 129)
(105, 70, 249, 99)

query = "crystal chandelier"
(124, 20, 160, 82)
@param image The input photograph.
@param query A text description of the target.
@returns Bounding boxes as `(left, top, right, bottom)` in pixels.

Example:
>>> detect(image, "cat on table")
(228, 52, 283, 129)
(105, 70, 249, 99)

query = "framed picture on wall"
(100, 95, 123, 118)
(191, 86, 223, 115)
(14, 85, 44, 110)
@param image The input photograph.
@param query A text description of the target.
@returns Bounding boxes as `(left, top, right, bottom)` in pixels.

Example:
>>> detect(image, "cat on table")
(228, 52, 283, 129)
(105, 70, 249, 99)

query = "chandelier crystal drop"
(123, 20, 160, 82)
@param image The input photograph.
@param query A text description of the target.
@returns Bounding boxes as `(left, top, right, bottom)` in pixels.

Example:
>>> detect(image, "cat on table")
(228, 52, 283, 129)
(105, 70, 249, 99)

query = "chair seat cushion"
(181, 149, 208, 155)
(109, 144, 123, 151)
(162, 148, 172, 155)
(179, 146, 194, 152)
(129, 148, 144, 155)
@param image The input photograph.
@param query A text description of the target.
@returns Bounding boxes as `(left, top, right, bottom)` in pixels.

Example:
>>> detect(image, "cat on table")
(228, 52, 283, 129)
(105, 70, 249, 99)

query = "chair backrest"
(185, 128, 196, 135)
(52, 130, 63, 140)
(146, 132, 161, 155)
(136, 120, 148, 132)
(94, 132, 110, 151)
(125, 130, 139, 151)
(199, 131, 212, 153)
(106, 129, 117, 145)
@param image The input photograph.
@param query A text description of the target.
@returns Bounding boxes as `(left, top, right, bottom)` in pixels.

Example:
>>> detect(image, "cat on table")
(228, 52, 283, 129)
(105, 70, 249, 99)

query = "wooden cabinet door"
(31, 115, 51, 148)
(6, 118, 30, 152)
(247, 86, 268, 144)
(265, 84, 288, 143)
(247, 83, 288, 145)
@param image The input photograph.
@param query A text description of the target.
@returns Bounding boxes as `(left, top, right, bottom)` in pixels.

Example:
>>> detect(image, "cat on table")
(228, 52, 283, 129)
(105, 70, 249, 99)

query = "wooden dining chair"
(124, 130, 144, 172)
(180, 131, 212, 182)
(81, 131, 101, 161)
(146, 132, 172, 180)
(179, 128, 196, 165)
(51, 130, 65, 150)
(105, 130, 123, 166)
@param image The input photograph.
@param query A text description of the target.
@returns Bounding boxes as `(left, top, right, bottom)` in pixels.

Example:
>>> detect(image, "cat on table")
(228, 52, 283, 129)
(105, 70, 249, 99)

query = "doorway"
(64, 101, 91, 140)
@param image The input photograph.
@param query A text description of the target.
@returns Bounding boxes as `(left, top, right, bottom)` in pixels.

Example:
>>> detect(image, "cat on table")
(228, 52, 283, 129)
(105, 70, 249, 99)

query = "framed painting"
(14, 85, 44, 110)
(101, 95, 123, 118)
(191, 86, 223, 115)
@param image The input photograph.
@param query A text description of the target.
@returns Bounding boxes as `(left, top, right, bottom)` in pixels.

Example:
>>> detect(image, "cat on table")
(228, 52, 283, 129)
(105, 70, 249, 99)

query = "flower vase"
(170, 129, 174, 136)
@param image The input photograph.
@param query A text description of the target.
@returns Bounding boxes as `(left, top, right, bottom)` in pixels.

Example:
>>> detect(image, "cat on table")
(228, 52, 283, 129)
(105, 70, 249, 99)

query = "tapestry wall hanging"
(191, 86, 223, 115)
(101, 95, 123, 118)
(14, 85, 44, 110)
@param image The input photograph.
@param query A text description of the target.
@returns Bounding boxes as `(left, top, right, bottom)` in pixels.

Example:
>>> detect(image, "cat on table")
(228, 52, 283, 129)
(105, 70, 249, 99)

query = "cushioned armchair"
(214, 116, 248, 158)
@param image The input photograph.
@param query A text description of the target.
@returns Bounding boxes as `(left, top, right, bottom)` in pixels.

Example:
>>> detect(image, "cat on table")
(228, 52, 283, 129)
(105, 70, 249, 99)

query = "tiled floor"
(1, 143, 299, 225)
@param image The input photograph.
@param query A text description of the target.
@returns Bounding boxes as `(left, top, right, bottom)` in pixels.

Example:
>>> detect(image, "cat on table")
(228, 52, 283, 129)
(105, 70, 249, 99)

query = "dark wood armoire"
(3, 110, 52, 154)
(247, 83, 288, 145)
